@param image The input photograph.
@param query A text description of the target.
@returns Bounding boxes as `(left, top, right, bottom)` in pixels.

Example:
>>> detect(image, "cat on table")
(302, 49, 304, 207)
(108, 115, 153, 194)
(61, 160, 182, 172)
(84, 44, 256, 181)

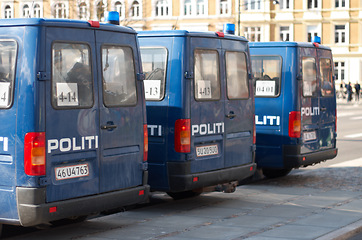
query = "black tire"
(167, 191, 201, 200)
(0, 224, 2, 238)
(262, 168, 292, 179)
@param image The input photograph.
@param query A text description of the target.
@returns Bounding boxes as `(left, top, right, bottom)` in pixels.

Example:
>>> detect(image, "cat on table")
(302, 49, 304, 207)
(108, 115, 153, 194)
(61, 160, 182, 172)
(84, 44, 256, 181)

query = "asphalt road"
(2, 101, 361, 239)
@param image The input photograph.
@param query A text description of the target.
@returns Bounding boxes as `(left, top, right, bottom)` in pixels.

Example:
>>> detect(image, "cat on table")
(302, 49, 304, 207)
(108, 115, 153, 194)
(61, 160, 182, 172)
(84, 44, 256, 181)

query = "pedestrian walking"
(354, 82, 360, 102)
(346, 82, 353, 102)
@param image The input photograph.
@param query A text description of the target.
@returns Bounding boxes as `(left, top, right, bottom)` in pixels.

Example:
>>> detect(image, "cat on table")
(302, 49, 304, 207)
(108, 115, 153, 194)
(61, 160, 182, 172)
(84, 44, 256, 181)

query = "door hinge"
(184, 71, 193, 79)
(137, 73, 145, 81)
(140, 162, 148, 171)
(39, 177, 50, 186)
(37, 72, 51, 81)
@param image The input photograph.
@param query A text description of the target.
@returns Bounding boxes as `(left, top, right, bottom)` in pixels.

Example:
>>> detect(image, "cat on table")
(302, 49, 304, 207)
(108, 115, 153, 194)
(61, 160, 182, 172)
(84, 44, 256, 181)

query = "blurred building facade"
(0, 0, 361, 85)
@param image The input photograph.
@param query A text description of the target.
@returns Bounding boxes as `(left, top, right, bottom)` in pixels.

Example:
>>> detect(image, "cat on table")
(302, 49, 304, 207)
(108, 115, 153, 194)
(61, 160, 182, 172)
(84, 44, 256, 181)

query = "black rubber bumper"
(283, 146, 338, 169)
(17, 184, 150, 227)
(167, 162, 256, 192)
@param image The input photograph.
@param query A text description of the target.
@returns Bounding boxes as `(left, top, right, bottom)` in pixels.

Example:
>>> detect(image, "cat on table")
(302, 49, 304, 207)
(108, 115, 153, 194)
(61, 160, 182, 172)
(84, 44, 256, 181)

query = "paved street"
(3, 102, 361, 239)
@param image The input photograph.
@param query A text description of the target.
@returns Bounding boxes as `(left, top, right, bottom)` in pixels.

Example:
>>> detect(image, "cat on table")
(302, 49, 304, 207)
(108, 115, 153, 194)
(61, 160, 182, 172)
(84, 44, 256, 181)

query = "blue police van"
(250, 40, 337, 178)
(0, 18, 149, 233)
(138, 30, 256, 199)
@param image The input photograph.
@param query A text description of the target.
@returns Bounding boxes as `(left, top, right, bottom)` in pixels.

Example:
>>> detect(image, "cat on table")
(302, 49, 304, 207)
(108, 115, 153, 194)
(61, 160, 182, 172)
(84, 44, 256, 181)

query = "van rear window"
(102, 46, 137, 107)
(140, 47, 167, 101)
(0, 40, 17, 109)
(52, 43, 94, 109)
(194, 49, 220, 101)
(302, 57, 317, 97)
(251, 55, 281, 97)
(226, 51, 249, 99)
(320, 58, 334, 97)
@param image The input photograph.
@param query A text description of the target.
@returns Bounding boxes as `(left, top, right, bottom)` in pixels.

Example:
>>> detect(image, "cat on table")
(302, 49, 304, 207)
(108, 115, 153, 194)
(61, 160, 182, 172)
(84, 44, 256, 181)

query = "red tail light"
(253, 115, 256, 144)
(175, 119, 191, 153)
(288, 111, 301, 138)
(143, 124, 148, 162)
(24, 132, 46, 176)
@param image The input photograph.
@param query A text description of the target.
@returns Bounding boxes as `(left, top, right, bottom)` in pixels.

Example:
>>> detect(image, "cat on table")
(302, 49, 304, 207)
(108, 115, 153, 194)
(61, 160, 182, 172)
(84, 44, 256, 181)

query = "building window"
(244, 0, 261, 11)
(334, 61, 345, 82)
(244, 27, 261, 42)
(220, 0, 229, 15)
(335, 25, 346, 44)
(280, 26, 290, 41)
(22, 4, 30, 17)
(307, 25, 319, 42)
(33, 4, 41, 18)
(156, 0, 168, 17)
(4, 5, 12, 19)
(280, 0, 290, 9)
(308, 0, 319, 9)
(96, 1, 105, 21)
(52, 3, 67, 18)
(130, 1, 140, 17)
(184, 0, 192, 15)
(79, 2, 88, 20)
(114, 1, 124, 18)
(335, 0, 346, 8)
(196, 0, 205, 15)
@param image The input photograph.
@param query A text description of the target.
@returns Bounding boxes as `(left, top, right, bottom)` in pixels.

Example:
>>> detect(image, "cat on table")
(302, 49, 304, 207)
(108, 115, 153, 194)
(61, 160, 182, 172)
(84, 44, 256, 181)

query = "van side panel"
(252, 46, 299, 168)
(0, 26, 40, 222)
(140, 36, 186, 190)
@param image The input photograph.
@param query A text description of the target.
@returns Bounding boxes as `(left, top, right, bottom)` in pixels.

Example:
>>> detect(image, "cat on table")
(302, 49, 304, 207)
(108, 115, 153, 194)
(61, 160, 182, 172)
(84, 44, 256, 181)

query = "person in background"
(355, 82, 360, 102)
(346, 82, 353, 102)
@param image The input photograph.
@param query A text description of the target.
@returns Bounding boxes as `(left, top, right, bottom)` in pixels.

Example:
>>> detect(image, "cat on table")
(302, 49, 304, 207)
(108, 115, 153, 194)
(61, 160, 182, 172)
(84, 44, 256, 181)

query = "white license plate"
(303, 131, 317, 141)
(196, 145, 218, 157)
(55, 163, 89, 180)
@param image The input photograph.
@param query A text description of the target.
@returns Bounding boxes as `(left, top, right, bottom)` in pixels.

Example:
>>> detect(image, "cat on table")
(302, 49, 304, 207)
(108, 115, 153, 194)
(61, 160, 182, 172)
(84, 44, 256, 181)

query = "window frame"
(0, 39, 18, 109)
(101, 44, 138, 108)
(140, 46, 168, 102)
(320, 58, 335, 97)
(334, 24, 346, 44)
(51, 41, 94, 110)
(194, 48, 221, 102)
(225, 51, 250, 100)
(301, 56, 318, 98)
(252, 55, 283, 98)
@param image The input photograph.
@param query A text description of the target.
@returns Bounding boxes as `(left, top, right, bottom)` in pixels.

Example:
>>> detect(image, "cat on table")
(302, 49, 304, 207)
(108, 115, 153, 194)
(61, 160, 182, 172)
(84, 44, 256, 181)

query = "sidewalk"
(7, 164, 361, 240)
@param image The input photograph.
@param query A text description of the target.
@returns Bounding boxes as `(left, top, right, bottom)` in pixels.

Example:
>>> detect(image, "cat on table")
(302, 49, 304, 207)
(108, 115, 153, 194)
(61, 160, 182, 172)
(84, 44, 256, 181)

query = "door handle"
(101, 124, 117, 130)
(226, 112, 236, 119)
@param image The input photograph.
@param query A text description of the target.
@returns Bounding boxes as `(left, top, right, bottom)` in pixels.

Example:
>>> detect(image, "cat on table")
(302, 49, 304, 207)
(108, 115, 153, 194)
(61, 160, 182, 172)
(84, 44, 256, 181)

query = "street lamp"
(237, 0, 279, 36)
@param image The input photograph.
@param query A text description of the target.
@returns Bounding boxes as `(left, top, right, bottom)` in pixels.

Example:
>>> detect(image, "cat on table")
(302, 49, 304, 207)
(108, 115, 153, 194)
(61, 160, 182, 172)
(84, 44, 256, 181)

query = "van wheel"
(0, 224, 2, 237)
(262, 168, 292, 179)
(167, 191, 201, 200)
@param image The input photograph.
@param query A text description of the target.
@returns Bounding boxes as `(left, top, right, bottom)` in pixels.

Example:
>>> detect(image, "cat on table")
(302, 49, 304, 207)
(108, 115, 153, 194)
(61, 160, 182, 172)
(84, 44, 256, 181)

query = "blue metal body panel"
(0, 18, 149, 226)
(250, 42, 337, 170)
(139, 30, 256, 192)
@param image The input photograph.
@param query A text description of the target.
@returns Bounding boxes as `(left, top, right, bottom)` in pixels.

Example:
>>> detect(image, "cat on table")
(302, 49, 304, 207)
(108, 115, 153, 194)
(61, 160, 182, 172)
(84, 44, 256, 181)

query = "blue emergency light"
(106, 11, 120, 25)
(223, 23, 235, 35)
(313, 36, 321, 44)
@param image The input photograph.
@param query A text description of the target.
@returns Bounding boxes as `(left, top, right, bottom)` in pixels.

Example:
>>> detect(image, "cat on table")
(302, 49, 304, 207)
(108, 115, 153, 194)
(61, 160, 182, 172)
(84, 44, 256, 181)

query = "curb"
(315, 219, 362, 240)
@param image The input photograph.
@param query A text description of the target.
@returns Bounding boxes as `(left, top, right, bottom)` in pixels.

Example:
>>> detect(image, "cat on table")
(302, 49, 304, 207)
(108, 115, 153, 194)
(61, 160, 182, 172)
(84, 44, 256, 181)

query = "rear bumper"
(17, 184, 150, 227)
(283, 146, 338, 168)
(167, 162, 256, 192)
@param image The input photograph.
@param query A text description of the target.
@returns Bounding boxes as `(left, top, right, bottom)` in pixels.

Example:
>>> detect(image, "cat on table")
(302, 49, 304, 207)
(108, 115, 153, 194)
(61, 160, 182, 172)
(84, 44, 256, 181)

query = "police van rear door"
(300, 47, 321, 154)
(190, 36, 225, 172)
(222, 39, 253, 167)
(45, 27, 100, 202)
(95, 30, 144, 193)
(317, 48, 336, 150)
